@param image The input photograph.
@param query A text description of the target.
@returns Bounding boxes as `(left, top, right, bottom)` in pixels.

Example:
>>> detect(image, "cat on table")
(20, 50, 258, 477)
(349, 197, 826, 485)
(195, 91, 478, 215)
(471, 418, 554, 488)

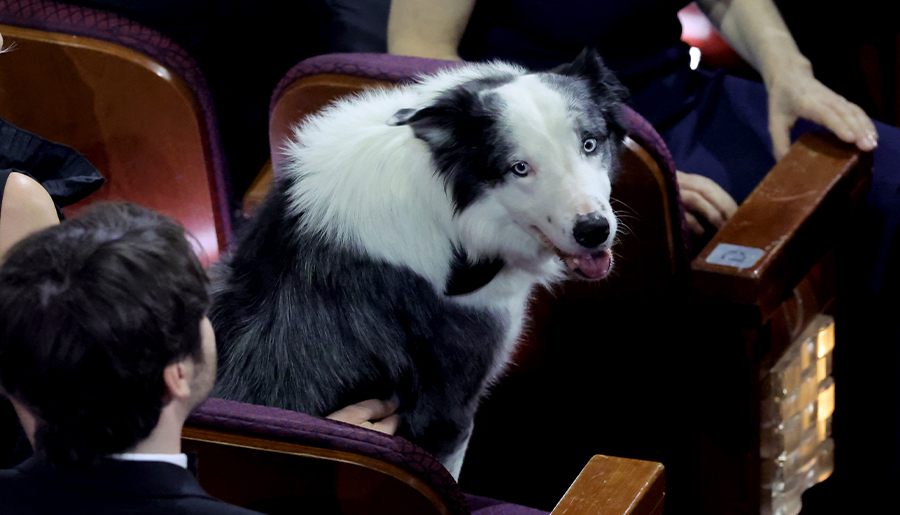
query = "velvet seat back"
(0, 0, 232, 260)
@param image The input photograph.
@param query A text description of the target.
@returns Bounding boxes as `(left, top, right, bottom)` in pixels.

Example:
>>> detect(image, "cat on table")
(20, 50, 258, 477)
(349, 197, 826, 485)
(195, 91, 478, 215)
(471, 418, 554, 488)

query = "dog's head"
(391, 49, 628, 286)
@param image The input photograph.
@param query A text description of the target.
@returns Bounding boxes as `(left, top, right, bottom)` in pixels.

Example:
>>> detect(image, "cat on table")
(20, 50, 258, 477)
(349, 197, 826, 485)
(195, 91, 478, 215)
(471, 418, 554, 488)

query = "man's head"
(0, 202, 212, 467)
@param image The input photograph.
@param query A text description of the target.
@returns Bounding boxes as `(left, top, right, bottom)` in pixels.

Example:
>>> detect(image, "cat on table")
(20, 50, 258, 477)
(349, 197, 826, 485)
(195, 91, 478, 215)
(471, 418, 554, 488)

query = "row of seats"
(0, 1, 872, 514)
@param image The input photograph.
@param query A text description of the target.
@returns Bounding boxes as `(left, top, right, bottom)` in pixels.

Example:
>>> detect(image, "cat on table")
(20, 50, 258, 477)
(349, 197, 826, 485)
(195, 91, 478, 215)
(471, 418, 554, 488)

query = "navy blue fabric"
(460, 0, 693, 123)
(0, 117, 104, 217)
(460, 0, 690, 71)
(657, 69, 774, 204)
(325, 0, 392, 53)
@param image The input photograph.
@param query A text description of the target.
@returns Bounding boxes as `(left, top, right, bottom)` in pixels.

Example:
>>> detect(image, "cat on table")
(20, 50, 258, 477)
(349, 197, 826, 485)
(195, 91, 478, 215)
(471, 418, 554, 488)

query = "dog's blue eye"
(511, 161, 530, 177)
(583, 138, 598, 153)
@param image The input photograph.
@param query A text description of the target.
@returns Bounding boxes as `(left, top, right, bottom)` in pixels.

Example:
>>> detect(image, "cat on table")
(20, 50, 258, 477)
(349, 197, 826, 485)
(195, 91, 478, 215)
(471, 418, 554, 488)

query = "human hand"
(326, 399, 400, 435)
(676, 171, 739, 237)
(767, 63, 877, 160)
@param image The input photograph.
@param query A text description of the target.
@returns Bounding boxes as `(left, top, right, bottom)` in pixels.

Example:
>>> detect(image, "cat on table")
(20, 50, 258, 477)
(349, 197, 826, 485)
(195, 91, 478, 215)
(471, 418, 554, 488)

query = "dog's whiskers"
(614, 216, 635, 238)
(611, 197, 639, 218)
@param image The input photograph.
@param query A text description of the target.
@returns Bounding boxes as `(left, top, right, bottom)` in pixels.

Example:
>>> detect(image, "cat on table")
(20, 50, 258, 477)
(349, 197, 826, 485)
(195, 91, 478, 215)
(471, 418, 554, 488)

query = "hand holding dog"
(327, 399, 400, 435)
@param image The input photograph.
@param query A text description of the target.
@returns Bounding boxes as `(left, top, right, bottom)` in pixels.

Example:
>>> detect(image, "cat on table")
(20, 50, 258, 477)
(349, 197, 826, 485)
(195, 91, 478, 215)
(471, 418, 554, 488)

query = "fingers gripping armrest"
(690, 132, 872, 315)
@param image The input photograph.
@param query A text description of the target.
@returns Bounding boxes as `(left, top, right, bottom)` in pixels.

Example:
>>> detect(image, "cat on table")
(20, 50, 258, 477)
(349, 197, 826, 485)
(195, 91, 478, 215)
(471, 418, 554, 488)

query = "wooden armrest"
(690, 132, 872, 315)
(551, 455, 665, 515)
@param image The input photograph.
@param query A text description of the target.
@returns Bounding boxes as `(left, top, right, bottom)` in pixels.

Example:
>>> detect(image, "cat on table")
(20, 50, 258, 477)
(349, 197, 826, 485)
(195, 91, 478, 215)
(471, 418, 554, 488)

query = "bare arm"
(695, 0, 877, 159)
(695, 0, 798, 79)
(387, 0, 474, 60)
(0, 172, 60, 259)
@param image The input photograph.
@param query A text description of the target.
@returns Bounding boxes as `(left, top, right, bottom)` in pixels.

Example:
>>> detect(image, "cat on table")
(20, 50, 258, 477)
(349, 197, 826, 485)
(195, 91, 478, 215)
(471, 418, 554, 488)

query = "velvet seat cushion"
(190, 398, 553, 515)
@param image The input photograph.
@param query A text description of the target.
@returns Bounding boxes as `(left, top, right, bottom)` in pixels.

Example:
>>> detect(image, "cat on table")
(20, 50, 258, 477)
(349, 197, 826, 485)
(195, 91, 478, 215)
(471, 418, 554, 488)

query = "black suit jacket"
(0, 456, 262, 515)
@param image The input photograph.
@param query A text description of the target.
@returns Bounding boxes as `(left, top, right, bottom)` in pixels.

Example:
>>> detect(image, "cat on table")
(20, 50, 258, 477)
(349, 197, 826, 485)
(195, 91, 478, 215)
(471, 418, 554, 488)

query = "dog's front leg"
(398, 398, 477, 481)
(441, 421, 474, 480)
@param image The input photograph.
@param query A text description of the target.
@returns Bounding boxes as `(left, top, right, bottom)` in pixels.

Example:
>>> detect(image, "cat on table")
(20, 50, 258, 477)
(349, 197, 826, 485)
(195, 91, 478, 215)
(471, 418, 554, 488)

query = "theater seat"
(0, 0, 232, 262)
(183, 398, 666, 515)
(245, 53, 870, 515)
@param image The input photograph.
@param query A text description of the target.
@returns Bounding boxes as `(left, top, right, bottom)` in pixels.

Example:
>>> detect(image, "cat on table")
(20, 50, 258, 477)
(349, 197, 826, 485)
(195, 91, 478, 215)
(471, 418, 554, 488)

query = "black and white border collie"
(210, 49, 628, 479)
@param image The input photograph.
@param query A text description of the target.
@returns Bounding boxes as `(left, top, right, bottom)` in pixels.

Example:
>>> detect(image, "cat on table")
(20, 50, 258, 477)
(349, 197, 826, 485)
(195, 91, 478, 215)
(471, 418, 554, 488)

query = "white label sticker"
(706, 243, 765, 269)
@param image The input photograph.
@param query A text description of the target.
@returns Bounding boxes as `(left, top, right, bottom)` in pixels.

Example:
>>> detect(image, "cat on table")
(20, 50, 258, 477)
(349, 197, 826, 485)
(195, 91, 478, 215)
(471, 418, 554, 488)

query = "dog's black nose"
(573, 213, 610, 248)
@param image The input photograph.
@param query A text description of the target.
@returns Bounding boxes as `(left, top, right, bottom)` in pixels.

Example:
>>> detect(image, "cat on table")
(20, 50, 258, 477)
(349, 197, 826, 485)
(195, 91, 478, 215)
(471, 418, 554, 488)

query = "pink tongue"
(565, 250, 612, 280)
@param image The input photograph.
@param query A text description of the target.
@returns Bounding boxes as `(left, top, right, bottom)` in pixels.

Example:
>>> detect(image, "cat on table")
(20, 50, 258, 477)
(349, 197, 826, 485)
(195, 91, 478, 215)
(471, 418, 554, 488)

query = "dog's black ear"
(387, 104, 455, 147)
(552, 48, 628, 103)
(387, 105, 450, 128)
(553, 48, 630, 142)
(387, 90, 483, 148)
(386, 108, 420, 126)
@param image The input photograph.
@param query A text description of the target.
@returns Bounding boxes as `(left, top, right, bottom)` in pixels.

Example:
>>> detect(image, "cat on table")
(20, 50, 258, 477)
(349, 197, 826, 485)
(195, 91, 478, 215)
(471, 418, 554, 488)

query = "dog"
(209, 48, 628, 479)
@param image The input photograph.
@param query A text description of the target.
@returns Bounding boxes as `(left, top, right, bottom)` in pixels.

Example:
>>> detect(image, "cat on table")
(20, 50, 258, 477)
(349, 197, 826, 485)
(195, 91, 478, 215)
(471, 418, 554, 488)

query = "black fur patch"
(548, 48, 630, 143)
(391, 74, 518, 213)
(210, 177, 508, 460)
(445, 247, 505, 296)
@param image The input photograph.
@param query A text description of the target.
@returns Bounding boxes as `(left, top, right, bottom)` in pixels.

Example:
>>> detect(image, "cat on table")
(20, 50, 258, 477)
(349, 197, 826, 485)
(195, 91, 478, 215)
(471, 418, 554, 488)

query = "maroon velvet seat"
(0, 0, 232, 261)
(184, 398, 664, 515)
(185, 398, 471, 515)
(244, 53, 870, 515)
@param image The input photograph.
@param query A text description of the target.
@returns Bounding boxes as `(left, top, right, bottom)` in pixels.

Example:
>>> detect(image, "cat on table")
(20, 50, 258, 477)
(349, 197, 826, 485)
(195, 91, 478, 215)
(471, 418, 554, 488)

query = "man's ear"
(162, 360, 193, 401)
